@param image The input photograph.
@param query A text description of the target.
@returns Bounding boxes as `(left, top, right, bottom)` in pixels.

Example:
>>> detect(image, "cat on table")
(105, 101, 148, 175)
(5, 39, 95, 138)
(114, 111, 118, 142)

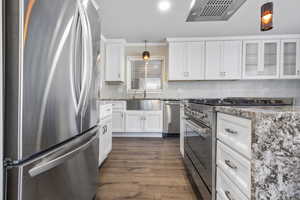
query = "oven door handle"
(185, 119, 210, 137)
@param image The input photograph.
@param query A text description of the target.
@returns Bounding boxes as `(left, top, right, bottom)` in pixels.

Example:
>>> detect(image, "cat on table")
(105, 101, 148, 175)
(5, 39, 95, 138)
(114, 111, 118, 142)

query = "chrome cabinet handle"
(225, 191, 235, 200)
(225, 160, 238, 170)
(225, 128, 238, 135)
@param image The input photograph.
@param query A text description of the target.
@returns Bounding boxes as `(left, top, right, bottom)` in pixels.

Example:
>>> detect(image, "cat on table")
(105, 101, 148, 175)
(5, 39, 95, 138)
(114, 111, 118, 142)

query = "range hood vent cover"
(187, 0, 247, 22)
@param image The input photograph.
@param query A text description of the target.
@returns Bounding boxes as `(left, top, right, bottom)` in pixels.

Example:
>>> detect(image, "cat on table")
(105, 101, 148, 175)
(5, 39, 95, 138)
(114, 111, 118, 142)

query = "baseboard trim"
(112, 132, 163, 138)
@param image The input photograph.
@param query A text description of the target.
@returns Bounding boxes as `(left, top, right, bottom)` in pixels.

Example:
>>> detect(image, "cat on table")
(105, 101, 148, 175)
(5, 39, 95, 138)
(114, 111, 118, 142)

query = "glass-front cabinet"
(243, 40, 280, 79)
(280, 39, 300, 79)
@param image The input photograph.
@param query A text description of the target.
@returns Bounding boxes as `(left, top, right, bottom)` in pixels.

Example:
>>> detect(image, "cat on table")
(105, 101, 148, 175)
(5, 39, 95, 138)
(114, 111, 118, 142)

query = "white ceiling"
(98, 0, 300, 42)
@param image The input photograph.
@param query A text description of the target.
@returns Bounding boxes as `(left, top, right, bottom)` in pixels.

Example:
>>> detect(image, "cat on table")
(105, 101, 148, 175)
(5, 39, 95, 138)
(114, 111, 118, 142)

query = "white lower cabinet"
(112, 111, 125, 132)
(217, 113, 252, 200)
(125, 111, 144, 132)
(125, 111, 162, 133)
(99, 118, 112, 166)
(144, 111, 163, 132)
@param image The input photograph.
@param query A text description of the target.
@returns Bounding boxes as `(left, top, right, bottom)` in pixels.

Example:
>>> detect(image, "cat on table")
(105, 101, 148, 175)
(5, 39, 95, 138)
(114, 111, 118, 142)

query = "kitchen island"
(216, 106, 300, 200)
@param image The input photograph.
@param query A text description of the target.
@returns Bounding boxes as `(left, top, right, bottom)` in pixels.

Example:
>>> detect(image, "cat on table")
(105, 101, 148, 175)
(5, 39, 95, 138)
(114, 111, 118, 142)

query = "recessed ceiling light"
(158, 1, 171, 12)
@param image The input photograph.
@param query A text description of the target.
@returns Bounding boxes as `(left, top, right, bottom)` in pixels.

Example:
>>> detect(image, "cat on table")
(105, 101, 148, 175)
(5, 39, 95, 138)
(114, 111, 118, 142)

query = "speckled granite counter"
(216, 106, 300, 200)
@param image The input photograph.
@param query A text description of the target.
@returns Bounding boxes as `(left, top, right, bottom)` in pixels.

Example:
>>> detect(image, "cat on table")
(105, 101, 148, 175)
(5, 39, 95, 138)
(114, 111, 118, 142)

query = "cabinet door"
(280, 39, 300, 79)
(169, 42, 186, 80)
(205, 41, 223, 80)
(243, 40, 261, 79)
(223, 41, 242, 80)
(243, 40, 280, 79)
(125, 111, 144, 132)
(144, 111, 163, 132)
(105, 43, 124, 81)
(186, 42, 205, 80)
(261, 40, 280, 78)
(112, 111, 125, 132)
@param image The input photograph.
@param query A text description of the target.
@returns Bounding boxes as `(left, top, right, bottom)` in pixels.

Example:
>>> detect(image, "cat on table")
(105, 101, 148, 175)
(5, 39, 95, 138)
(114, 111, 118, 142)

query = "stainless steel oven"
(184, 117, 213, 200)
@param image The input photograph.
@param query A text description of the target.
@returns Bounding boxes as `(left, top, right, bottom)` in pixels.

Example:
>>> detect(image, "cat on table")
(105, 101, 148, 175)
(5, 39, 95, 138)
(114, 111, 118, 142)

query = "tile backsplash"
(100, 79, 300, 105)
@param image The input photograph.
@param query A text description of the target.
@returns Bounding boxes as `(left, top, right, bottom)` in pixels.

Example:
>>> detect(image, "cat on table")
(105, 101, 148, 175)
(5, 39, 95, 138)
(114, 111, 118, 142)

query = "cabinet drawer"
(111, 101, 126, 111)
(217, 113, 252, 158)
(217, 168, 249, 200)
(217, 141, 251, 198)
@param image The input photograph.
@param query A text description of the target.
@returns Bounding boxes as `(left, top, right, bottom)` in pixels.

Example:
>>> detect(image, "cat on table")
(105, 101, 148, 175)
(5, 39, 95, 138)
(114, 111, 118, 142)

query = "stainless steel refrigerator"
(4, 0, 101, 199)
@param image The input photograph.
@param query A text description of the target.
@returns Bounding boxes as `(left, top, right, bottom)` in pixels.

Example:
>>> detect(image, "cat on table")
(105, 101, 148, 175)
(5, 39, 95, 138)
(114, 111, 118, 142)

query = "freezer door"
(5, 0, 100, 160)
(6, 127, 99, 200)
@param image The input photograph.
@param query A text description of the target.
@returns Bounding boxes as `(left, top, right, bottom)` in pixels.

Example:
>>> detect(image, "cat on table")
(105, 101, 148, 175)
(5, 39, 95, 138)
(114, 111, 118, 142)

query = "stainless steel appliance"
(183, 98, 293, 200)
(4, 0, 101, 200)
(163, 100, 180, 137)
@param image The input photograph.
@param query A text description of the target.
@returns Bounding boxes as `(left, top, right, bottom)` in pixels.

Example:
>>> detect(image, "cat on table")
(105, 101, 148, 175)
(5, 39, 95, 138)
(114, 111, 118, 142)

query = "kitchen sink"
(126, 100, 161, 111)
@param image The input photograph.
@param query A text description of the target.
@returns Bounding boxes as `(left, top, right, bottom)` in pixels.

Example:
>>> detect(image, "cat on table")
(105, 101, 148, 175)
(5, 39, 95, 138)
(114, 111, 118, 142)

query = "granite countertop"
(216, 105, 300, 200)
(216, 106, 300, 119)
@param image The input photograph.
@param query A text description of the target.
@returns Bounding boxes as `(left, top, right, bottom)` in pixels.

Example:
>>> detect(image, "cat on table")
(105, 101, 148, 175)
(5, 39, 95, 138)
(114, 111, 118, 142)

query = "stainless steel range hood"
(187, 0, 247, 22)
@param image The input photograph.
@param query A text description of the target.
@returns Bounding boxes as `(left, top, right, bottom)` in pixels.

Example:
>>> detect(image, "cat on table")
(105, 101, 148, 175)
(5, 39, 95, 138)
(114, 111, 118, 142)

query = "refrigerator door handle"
(78, 2, 93, 120)
(5, 126, 99, 170)
(28, 130, 98, 177)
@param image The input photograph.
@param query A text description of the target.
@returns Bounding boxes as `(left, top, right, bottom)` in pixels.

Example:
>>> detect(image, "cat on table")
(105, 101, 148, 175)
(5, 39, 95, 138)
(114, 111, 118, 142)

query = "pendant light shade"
(261, 2, 273, 31)
(142, 40, 150, 60)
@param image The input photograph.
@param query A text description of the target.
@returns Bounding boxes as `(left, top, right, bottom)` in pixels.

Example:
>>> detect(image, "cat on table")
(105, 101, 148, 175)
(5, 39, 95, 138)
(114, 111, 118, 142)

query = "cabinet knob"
(297, 70, 300, 76)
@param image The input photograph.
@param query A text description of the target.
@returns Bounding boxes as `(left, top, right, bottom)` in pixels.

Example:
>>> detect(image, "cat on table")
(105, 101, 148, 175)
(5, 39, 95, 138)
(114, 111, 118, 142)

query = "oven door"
(184, 119, 212, 191)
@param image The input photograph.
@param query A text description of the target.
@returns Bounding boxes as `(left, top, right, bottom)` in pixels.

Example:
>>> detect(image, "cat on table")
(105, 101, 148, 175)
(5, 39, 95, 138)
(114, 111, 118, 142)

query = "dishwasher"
(163, 100, 180, 137)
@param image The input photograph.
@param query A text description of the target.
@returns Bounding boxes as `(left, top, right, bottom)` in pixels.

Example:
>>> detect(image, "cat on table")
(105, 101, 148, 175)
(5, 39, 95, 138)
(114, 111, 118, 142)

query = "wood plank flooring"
(96, 137, 198, 200)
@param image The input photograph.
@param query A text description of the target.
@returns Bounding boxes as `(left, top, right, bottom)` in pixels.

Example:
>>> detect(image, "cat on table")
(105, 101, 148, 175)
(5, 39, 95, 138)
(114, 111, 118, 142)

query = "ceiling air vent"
(187, 0, 247, 22)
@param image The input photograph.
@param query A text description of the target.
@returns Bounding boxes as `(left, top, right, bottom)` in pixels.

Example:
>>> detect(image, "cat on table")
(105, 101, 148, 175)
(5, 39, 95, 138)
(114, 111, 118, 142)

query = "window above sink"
(127, 56, 165, 94)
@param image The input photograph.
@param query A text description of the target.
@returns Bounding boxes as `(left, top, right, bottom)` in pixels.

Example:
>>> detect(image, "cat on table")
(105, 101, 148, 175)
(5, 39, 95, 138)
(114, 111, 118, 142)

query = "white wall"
(100, 45, 300, 105)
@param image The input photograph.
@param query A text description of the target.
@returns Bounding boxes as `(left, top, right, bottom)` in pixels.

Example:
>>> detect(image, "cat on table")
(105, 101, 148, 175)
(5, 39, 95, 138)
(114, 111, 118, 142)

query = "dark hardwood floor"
(96, 137, 198, 200)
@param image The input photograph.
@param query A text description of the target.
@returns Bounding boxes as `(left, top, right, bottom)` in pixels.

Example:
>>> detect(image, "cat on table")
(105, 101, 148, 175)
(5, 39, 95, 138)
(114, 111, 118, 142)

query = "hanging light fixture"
(142, 40, 150, 60)
(261, 2, 273, 31)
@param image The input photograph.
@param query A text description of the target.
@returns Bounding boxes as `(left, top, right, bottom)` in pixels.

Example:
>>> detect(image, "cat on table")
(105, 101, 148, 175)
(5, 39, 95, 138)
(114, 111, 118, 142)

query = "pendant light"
(142, 40, 150, 60)
(261, 2, 273, 31)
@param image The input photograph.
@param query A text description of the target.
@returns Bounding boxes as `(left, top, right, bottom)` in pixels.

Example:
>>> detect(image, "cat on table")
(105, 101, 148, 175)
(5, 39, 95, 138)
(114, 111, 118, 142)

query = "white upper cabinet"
(223, 41, 242, 79)
(169, 42, 186, 80)
(205, 41, 223, 80)
(186, 42, 205, 80)
(280, 39, 300, 79)
(105, 40, 125, 82)
(205, 40, 242, 80)
(168, 42, 205, 80)
(243, 40, 280, 79)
